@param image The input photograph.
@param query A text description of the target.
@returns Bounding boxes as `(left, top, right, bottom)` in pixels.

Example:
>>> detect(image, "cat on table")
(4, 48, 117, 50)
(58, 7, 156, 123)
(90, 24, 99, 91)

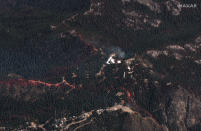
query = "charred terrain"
(0, 0, 201, 130)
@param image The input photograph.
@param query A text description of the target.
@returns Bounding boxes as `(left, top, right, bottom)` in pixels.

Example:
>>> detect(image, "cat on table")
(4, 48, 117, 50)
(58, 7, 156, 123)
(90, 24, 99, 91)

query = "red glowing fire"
(0, 78, 75, 89)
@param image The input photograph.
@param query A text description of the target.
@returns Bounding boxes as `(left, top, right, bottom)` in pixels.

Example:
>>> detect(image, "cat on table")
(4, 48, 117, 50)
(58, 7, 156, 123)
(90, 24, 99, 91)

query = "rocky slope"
(0, 0, 201, 130)
(64, 0, 200, 51)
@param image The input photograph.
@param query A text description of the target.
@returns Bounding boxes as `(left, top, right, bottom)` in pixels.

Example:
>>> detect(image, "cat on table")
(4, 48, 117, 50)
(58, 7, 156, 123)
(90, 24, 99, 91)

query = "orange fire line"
(0, 78, 75, 88)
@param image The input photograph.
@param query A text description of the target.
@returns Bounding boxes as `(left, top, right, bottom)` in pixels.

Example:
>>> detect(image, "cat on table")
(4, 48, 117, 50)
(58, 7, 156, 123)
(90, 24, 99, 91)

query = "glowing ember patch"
(127, 91, 131, 97)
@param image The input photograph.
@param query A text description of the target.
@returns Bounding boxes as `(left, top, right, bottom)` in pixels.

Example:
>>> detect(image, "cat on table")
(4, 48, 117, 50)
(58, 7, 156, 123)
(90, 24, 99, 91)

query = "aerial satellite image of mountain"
(0, 0, 200, 130)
